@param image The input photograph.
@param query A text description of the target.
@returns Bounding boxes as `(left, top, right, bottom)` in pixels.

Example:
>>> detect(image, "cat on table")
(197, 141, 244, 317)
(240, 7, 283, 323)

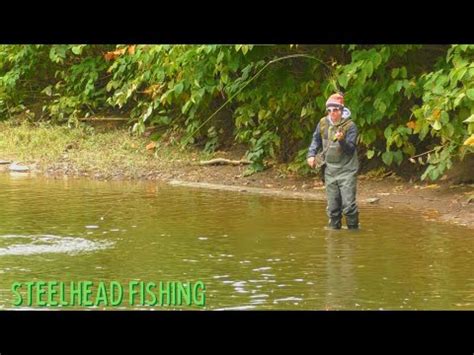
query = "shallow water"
(0, 173, 473, 310)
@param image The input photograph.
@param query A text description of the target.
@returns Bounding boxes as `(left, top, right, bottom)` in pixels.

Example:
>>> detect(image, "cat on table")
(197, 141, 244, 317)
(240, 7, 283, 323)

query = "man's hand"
(334, 131, 345, 141)
(307, 156, 316, 168)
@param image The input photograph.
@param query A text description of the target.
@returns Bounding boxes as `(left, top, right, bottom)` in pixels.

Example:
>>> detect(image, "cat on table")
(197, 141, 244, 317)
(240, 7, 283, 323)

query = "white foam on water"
(232, 281, 247, 287)
(234, 287, 248, 294)
(273, 297, 303, 303)
(0, 234, 30, 239)
(0, 234, 114, 256)
(250, 299, 267, 305)
(214, 305, 256, 311)
(182, 259, 198, 263)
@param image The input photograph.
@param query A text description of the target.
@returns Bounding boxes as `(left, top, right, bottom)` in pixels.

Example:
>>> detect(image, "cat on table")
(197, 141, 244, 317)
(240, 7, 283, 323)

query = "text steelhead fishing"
(11, 281, 206, 307)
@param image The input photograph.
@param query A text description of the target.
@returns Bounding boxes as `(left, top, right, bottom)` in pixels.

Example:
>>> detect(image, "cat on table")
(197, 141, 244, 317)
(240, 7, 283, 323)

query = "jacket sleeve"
(307, 122, 322, 158)
(338, 123, 358, 155)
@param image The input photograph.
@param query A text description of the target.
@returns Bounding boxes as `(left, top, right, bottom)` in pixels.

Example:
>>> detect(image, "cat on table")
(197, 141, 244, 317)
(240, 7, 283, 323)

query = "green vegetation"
(0, 45, 473, 180)
(0, 121, 208, 178)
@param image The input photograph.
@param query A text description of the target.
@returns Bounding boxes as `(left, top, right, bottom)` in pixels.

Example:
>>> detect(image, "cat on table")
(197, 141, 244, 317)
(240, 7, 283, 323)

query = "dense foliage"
(0, 44, 472, 179)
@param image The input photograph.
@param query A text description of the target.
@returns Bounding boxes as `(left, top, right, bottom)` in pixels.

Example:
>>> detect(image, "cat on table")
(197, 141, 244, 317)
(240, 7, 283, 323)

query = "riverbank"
(1, 122, 473, 229)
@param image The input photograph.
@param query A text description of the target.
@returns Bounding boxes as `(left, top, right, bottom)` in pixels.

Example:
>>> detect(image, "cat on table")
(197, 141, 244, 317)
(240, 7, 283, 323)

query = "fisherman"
(306, 93, 359, 230)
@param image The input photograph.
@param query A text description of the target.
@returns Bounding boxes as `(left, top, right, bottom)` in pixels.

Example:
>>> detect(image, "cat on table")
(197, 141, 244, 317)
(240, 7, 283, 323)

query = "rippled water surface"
(1, 174, 473, 310)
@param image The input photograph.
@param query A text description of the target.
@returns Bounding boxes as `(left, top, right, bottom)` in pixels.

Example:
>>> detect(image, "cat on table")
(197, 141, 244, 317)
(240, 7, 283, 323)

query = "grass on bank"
(0, 121, 211, 178)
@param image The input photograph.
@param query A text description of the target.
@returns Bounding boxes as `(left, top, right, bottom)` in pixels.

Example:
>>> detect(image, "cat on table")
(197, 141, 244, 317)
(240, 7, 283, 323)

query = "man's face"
(327, 106, 342, 122)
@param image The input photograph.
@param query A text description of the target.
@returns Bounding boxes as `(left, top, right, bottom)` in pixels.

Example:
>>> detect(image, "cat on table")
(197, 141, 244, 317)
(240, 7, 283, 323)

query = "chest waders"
(319, 116, 359, 229)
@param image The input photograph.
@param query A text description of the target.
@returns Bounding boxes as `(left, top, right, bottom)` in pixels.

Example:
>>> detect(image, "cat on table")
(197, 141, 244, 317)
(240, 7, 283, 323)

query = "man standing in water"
(307, 93, 359, 230)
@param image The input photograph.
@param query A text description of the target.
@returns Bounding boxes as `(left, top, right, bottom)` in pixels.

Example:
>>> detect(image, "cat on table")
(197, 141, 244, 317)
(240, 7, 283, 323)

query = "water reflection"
(324, 230, 358, 309)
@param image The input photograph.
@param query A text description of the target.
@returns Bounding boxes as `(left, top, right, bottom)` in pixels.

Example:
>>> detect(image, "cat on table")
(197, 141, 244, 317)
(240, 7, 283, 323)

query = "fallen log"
(199, 158, 251, 166)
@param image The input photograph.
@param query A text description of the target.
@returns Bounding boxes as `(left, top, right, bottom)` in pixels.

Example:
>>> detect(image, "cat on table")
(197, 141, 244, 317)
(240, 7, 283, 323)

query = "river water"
(1, 173, 473, 310)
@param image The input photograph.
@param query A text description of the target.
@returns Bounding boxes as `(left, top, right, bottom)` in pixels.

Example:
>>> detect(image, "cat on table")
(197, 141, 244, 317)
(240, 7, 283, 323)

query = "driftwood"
(9, 162, 30, 172)
(199, 158, 251, 166)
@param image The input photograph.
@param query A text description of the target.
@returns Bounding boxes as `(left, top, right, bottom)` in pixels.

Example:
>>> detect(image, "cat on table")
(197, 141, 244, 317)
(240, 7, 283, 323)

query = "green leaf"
(454, 93, 466, 107)
(432, 120, 442, 131)
(221, 73, 229, 84)
(468, 123, 474, 135)
(142, 106, 153, 122)
(182, 100, 193, 114)
(445, 123, 455, 137)
(49, 46, 67, 63)
(453, 67, 467, 83)
(373, 53, 382, 67)
(421, 165, 433, 181)
(338, 75, 349, 88)
(365, 61, 373, 77)
(463, 114, 474, 123)
(366, 149, 375, 159)
(429, 167, 440, 181)
(393, 150, 403, 166)
(396, 81, 403, 93)
(174, 82, 184, 95)
(71, 45, 84, 55)
(433, 84, 444, 95)
(467, 89, 474, 100)
(382, 151, 393, 166)
(366, 129, 376, 144)
(400, 66, 407, 79)
(440, 111, 449, 124)
(300, 107, 307, 117)
(42, 85, 53, 96)
(217, 51, 224, 64)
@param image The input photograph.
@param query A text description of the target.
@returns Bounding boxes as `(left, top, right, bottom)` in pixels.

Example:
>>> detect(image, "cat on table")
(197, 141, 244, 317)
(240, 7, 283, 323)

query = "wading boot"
(328, 218, 342, 230)
(346, 213, 359, 230)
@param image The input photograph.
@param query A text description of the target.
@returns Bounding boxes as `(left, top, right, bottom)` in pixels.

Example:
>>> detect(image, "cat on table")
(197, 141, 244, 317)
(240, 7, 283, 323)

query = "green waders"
(321, 118, 359, 229)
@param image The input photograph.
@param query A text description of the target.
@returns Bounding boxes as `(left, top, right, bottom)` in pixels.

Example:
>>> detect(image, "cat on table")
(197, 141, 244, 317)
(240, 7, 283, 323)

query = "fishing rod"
(91, 53, 340, 226)
(179, 53, 340, 149)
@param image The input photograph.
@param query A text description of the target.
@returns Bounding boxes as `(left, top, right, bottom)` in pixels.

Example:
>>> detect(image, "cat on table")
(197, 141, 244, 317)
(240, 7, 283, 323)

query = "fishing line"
(179, 53, 339, 149)
(90, 53, 339, 226)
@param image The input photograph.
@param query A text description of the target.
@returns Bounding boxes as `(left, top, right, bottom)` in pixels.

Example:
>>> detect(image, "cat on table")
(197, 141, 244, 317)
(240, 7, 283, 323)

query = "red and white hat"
(326, 93, 344, 108)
